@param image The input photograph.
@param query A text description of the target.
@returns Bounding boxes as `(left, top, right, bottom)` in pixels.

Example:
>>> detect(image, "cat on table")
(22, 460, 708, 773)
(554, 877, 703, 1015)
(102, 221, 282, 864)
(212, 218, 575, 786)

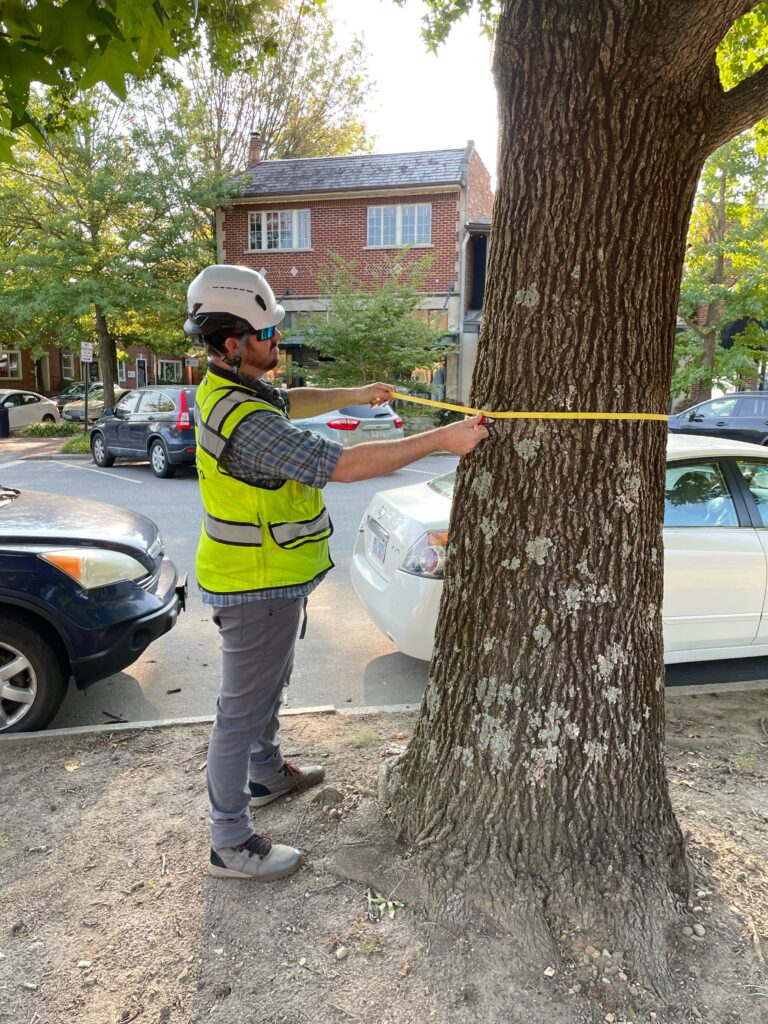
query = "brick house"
(0, 344, 201, 397)
(217, 135, 494, 401)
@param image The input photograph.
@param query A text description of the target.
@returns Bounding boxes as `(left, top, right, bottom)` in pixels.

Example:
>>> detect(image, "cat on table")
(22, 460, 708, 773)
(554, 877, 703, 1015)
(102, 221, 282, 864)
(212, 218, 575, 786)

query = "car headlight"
(40, 548, 148, 589)
(401, 531, 448, 579)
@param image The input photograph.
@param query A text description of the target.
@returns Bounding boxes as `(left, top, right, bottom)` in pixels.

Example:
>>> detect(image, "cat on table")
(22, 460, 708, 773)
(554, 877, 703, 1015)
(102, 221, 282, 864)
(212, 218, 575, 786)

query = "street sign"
(80, 342, 93, 363)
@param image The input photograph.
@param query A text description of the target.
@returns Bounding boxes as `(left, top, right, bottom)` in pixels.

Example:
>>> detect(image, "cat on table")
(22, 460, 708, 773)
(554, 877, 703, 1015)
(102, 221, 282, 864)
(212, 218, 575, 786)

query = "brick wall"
(466, 149, 494, 222)
(221, 190, 461, 297)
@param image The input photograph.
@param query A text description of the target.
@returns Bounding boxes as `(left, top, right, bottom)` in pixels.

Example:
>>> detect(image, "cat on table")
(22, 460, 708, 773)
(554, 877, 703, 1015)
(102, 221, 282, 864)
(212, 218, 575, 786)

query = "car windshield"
(428, 470, 456, 497)
(339, 405, 393, 418)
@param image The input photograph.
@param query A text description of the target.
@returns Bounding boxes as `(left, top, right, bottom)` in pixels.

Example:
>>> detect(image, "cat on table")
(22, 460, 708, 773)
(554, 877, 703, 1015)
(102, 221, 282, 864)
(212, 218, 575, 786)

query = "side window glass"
(154, 392, 175, 413)
(664, 462, 738, 528)
(140, 391, 161, 414)
(24, 394, 40, 405)
(116, 392, 142, 415)
(735, 461, 768, 527)
(695, 397, 739, 419)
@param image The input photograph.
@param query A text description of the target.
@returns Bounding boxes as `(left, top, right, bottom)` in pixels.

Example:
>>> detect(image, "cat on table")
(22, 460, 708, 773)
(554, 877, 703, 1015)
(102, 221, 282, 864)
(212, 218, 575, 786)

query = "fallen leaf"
(64, 760, 81, 772)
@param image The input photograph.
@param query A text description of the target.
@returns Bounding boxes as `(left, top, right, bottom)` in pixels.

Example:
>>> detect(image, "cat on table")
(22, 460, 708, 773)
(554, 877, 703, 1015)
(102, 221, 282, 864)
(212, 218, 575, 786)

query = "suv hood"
(0, 489, 162, 562)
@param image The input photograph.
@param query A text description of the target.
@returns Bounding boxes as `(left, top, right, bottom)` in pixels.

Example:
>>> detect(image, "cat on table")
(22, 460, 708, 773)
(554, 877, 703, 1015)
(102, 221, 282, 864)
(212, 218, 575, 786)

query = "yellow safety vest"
(195, 368, 334, 597)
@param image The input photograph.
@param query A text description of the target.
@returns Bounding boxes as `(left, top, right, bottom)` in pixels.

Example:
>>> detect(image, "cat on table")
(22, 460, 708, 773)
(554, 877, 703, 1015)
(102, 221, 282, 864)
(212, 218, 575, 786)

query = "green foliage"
(301, 254, 452, 387)
(0, 0, 286, 156)
(18, 421, 82, 437)
(0, 88, 217, 378)
(169, 0, 373, 178)
(60, 432, 92, 453)
(674, 131, 768, 399)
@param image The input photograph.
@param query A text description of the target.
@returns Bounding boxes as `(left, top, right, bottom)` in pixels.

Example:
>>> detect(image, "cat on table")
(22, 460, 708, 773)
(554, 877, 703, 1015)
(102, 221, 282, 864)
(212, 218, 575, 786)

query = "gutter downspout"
(456, 141, 474, 402)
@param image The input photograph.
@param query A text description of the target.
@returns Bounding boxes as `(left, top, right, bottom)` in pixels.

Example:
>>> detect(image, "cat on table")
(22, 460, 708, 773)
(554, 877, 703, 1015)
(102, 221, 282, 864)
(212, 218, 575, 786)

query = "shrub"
(18, 422, 83, 438)
(60, 434, 91, 455)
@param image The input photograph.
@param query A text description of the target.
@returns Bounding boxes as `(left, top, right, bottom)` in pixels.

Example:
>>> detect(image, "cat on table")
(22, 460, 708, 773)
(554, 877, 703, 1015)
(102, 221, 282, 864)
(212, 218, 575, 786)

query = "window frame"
(0, 349, 22, 380)
(366, 203, 432, 248)
(157, 360, 182, 384)
(248, 209, 312, 252)
(61, 350, 75, 379)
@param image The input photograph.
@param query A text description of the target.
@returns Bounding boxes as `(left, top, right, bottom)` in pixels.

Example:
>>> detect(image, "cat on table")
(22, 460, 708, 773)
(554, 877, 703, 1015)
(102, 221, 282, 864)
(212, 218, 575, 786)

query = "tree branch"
(666, 0, 762, 61)
(707, 61, 768, 154)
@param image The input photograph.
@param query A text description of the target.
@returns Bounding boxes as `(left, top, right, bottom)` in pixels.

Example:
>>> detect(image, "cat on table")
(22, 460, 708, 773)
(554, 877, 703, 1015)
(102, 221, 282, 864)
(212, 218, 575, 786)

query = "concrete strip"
(2, 680, 766, 744)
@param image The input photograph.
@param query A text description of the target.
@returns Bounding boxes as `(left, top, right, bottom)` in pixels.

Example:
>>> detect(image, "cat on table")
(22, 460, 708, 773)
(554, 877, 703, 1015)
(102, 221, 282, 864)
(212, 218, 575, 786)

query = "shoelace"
(235, 833, 272, 858)
(280, 762, 309, 788)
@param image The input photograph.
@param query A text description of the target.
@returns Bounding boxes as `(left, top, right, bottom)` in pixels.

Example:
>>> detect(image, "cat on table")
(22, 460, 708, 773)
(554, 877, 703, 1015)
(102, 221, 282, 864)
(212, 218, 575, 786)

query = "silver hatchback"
(292, 404, 404, 446)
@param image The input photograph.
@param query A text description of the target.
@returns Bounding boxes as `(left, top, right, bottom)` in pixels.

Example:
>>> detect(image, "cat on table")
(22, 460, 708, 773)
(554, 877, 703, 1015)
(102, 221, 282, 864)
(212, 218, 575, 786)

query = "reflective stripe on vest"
(204, 511, 263, 547)
(269, 508, 332, 549)
(196, 390, 256, 460)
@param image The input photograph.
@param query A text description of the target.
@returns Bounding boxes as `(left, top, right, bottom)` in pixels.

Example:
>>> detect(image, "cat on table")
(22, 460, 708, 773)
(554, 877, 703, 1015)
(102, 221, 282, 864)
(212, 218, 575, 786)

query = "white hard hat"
(184, 265, 284, 339)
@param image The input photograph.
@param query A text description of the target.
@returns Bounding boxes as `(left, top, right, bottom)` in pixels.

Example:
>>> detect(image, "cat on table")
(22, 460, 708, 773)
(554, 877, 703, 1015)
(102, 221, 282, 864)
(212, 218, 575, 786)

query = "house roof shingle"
(228, 147, 470, 198)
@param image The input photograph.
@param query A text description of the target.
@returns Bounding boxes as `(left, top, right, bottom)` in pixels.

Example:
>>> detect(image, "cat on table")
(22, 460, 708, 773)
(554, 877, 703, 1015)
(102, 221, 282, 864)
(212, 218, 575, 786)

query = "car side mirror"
(688, 411, 701, 421)
(104, 407, 115, 417)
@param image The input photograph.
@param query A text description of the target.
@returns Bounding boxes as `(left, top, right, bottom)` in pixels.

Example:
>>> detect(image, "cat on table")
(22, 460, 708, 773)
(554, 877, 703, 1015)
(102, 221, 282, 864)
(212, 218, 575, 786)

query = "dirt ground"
(1, 689, 767, 1024)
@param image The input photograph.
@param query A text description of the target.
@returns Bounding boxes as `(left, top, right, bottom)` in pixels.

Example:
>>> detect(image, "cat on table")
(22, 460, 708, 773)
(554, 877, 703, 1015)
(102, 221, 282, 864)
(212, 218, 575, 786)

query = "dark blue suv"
(90, 385, 197, 478)
(0, 486, 186, 733)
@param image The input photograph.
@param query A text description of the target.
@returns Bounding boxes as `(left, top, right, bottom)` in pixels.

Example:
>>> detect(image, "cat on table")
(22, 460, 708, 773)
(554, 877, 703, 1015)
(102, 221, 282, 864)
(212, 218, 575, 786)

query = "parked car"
(0, 485, 186, 733)
(351, 433, 768, 665)
(292, 403, 404, 446)
(52, 380, 103, 414)
(669, 391, 768, 445)
(89, 385, 197, 478)
(0, 389, 60, 431)
(62, 386, 126, 423)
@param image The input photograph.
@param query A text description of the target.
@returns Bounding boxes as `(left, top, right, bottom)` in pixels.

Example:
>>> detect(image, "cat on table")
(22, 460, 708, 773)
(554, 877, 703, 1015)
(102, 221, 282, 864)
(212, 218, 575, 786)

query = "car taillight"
(393, 416, 403, 429)
(327, 417, 360, 430)
(176, 390, 190, 429)
(401, 531, 449, 579)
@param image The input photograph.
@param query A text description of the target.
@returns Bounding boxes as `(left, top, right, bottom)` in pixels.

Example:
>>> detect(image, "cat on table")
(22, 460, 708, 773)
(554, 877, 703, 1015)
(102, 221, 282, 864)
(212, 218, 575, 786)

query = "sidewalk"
(0, 434, 87, 463)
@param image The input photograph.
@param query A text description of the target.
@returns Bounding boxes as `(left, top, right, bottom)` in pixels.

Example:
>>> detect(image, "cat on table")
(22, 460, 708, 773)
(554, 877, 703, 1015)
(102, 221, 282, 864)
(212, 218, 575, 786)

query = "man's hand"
(358, 382, 395, 407)
(436, 414, 489, 455)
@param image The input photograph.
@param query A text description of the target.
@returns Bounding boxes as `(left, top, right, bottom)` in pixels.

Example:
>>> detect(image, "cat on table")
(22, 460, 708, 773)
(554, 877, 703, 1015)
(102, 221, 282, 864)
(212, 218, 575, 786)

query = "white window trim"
(0, 349, 22, 380)
(366, 203, 432, 248)
(158, 359, 183, 383)
(117, 359, 127, 383)
(61, 350, 75, 378)
(247, 209, 312, 252)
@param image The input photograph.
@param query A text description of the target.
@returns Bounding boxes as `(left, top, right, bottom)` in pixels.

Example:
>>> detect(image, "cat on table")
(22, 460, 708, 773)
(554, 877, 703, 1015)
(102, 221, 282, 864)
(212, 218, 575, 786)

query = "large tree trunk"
(94, 304, 117, 406)
(386, 2, 720, 990)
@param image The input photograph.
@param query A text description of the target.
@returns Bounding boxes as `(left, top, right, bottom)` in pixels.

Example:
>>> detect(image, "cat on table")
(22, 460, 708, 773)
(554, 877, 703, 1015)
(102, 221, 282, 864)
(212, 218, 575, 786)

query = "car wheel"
(149, 439, 176, 478)
(42, 414, 56, 424)
(91, 432, 115, 467)
(0, 612, 68, 733)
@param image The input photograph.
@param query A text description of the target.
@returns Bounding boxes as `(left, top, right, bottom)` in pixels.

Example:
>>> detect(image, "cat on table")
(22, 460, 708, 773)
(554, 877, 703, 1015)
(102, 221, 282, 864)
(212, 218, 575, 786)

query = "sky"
(325, 0, 499, 180)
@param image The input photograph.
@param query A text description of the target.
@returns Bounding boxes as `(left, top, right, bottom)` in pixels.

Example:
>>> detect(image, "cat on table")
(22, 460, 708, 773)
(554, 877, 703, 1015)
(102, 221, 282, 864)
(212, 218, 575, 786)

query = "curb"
(0, 703, 420, 745)
(2, 681, 765, 745)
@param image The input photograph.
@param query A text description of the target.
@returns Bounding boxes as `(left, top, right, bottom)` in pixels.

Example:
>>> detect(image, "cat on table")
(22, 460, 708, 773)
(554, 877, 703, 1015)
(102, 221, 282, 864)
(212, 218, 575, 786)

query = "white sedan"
(0, 389, 60, 430)
(351, 433, 768, 665)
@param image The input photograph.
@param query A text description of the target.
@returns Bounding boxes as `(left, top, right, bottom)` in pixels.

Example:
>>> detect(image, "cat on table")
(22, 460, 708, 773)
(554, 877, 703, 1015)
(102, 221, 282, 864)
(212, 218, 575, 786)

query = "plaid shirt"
(198, 367, 343, 606)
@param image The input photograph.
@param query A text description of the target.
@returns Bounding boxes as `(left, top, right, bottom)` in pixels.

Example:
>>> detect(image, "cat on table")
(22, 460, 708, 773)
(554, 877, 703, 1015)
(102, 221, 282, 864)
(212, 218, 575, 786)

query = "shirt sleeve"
(220, 409, 343, 489)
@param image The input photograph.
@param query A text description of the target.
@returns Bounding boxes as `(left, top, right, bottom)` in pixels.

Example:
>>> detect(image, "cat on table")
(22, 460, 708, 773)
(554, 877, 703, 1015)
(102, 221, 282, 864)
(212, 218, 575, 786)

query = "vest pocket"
(269, 508, 333, 550)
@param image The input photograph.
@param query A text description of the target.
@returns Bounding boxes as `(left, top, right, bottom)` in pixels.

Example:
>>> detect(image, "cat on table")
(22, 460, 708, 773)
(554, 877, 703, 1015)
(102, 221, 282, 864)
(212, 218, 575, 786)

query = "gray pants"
(207, 597, 303, 849)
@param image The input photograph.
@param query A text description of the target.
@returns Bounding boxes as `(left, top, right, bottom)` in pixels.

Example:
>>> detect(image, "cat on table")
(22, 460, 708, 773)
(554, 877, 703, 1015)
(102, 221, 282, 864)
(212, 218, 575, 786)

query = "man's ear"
(222, 335, 241, 359)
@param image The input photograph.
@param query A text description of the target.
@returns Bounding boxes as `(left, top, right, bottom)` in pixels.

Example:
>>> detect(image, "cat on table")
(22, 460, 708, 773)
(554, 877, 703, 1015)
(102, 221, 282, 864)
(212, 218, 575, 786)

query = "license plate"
(368, 430, 387, 439)
(367, 517, 389, 562)
(371, 534, 387, 562)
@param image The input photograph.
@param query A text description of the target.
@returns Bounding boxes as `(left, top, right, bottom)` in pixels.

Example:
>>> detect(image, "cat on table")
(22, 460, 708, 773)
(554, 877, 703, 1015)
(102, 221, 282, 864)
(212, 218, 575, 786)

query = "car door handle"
(715, 420, 727, 426)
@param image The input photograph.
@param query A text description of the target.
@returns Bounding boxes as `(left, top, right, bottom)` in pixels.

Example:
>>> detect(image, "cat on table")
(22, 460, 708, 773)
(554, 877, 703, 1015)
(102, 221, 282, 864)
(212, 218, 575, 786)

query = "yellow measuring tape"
(391, 392, 669, 422)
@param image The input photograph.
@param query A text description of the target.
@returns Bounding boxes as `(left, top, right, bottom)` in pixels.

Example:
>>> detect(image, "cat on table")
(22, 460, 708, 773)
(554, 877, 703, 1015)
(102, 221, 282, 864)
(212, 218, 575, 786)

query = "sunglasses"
(251, 325, 277, 342)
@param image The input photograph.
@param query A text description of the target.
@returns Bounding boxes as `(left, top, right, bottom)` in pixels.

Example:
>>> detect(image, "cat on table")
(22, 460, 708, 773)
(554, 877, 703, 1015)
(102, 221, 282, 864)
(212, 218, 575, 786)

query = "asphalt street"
(2, 453, 455, 730)
(3, 451, 768, 733)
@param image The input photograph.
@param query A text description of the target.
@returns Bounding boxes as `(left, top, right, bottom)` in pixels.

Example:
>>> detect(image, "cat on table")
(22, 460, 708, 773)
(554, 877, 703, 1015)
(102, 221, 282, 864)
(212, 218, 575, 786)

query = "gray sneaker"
(208, 833, 301, 881)
(249, 761, 326, 807)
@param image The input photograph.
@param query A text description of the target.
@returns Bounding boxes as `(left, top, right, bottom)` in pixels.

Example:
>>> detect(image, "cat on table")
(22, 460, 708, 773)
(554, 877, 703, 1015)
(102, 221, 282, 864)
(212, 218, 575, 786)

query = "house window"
(248, 210, 311, 251)
(0, 350, 22, 380)
(117, 359, 126, 383)
(61, 350, 74, 379)
(158, 360, 182, 383)
(367, 204, 431, 247)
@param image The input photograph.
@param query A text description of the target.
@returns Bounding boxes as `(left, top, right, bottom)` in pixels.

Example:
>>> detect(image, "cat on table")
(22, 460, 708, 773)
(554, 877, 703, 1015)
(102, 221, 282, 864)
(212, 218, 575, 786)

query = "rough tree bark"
(383, 0, 768, 991)
(94, 304, 117, 406)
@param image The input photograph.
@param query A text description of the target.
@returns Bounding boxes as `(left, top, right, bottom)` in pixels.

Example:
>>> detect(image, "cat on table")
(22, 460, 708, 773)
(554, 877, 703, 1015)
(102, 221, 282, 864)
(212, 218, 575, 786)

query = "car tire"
(149, 439, 176, 478)
(42, 414, 56, 424)
(0, 612, 68, 733)
(91, 432, 115, 468)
